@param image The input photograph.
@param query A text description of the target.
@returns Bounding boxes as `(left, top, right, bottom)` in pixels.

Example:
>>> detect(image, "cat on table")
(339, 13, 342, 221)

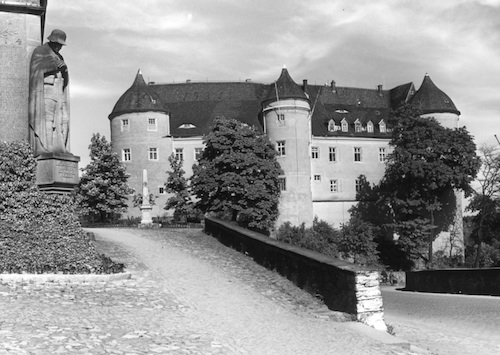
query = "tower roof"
(109, 70, 168, 119)
(263, 68, 308, 104)
(410, 74, 460, 115)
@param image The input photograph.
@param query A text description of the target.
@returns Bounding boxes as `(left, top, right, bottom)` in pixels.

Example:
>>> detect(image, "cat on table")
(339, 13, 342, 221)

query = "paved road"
(382, 286, 500, 355)
(0, 228, 415, 354)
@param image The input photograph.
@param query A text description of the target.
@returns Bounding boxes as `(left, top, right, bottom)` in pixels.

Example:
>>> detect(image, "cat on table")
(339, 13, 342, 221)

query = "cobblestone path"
(0, 228, 416, 354)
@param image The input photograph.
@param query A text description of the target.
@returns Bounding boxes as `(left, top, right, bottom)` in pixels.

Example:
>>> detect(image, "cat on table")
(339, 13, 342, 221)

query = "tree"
(75, 133, 133, 223)
(378, 104, 480, 266)
(191, 117, 283, 232)
(164, 154, 200, 222)
(132, 193, 156, 210)
(467, 145, 500, 267)
(339, 217, 380, 266)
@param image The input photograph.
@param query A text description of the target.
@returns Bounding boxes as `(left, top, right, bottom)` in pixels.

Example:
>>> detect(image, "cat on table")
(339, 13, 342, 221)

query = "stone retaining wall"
(204, 217, 387, 331)
(406, 268, 500, 295)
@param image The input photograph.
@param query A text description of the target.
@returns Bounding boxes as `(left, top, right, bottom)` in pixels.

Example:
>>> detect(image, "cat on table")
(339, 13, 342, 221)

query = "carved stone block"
(36, 152, 80, 193)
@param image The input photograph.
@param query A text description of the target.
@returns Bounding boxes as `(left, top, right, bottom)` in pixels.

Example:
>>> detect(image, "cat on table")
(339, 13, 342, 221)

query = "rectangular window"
(148, 147, 158, 160)
(194, 147, 203, 161)
(329, 147, 337, 162)
(277, 141, 286, 156)
(278, 177, 286, 191)
(121, 119, 129, 132)
(148, 118, 157, 131)
(314, 175, 321, 181)
(175, 148, 184, 161)
(379, 147, 387, 162)
(330, 179, 339, 193)
(311, 146, 319, 159)
(354, 147, 362, 162)
(277, 113, 285, 126)
(355, 179, 362, 193)
(158, 186, 165, 194)
(122, 148, 131, 162)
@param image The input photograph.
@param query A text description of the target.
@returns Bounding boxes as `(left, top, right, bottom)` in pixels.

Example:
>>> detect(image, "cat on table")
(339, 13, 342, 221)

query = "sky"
(45, 0, 500, 168)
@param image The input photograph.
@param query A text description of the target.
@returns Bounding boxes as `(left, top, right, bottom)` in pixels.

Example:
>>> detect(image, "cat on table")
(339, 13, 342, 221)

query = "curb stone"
(0, 271, 132, 283)
(346, 322, 433, 354)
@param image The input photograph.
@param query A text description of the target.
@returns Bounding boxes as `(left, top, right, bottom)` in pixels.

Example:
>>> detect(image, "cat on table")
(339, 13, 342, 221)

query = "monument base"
(36, 152, 80, 194)
(140, 204, 153, 224)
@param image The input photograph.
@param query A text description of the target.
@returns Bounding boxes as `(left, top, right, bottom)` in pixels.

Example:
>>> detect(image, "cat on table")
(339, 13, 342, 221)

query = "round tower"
(411, 74, 464, 258)
(108, 70, 170, 217)
(411, 74, 460, 129)
(262, 68, 314, 228)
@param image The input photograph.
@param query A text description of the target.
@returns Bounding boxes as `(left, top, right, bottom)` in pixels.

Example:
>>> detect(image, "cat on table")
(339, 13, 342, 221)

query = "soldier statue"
(28, 29, 70, 156)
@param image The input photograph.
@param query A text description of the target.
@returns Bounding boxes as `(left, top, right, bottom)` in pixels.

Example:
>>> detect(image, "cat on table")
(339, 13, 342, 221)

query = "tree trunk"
(428, 210, 434, 267)
(474, 214, 485, 268)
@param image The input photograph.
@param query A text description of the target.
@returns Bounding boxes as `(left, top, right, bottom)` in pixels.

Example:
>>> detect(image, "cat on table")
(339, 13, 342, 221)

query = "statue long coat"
(28, 43, 70, 156)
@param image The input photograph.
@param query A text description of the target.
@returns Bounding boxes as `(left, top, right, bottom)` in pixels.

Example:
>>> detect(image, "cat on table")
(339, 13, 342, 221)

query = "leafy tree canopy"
(191, 117, 283, 232)
(466, 145, 500, 267)
(75, 133, 133, 223)
(353, 105, 480, 268)
(164, 154, 201, 222)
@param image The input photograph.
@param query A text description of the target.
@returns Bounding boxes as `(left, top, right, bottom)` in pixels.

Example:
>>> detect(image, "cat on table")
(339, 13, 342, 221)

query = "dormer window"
(335, 109, 349, 114)
(328, 119, 336, 132)
(179, 123, 196, 129)
(354, 119, 362, 132)
(367, 121, 374, 133)
(379, 120, 386, 133)
(341, 118, 348, 132)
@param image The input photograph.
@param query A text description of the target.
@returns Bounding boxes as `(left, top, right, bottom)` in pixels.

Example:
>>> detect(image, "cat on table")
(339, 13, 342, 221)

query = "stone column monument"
(0, 1, 47, 142)
(140, 169, 153, 225)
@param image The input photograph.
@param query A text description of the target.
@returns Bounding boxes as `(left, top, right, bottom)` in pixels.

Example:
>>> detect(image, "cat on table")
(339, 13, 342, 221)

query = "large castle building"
(109, 68, 461, 246)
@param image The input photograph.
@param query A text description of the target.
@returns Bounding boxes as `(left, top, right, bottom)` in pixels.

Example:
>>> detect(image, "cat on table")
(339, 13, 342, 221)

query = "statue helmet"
(47, 29, 67, 45)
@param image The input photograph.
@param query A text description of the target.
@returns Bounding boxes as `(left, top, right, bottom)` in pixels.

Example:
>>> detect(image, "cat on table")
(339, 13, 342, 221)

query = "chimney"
(377, 84, 383, 96)
(331, 80, 336, 93)
(186, 79, 191, 84)
(302, 79, 308, 92)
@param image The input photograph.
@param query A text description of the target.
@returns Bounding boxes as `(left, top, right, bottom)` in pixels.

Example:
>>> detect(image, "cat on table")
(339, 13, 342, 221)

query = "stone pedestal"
(140, 204, 153, 224)
(36, 152, 80, 193)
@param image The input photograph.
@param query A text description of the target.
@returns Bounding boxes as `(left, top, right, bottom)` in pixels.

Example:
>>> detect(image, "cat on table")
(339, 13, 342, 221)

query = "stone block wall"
(204, 217, 387, 331)
(406, 268, 500, 295)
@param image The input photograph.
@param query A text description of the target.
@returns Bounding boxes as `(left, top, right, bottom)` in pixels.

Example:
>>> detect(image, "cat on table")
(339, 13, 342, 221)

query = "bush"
(276, 218, 379, 266)
(275, 219, 339, 258)
(465, 241, 500, 268)
(339, 218, 380, 266)
(0, 141, 124, 274)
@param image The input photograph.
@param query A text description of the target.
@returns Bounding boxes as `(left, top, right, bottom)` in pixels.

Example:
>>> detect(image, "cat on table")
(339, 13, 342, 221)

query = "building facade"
(109, 68, 461, 249)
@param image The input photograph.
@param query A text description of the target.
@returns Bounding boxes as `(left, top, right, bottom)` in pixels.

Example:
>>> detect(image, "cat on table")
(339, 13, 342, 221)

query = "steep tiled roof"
(109, 70, 168, 119)
(410, 75, 460, 115)
(109, 69, 459, 138)
(306, 84, 392, 137)
(389, 82, 415, 108)
(148, 82, 269, 137)
(263, 68, 308, 104)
